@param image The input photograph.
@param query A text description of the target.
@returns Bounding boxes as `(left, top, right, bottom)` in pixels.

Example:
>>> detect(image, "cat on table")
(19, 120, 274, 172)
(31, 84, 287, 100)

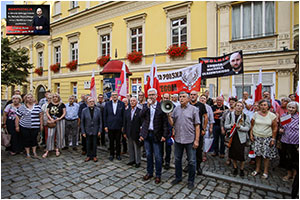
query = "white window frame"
(130, 27, 143, 52)
(54, 1, 61, 15)
(232, 1, 275, 40)
(72, 82, 77, 98)
(131, 78, 142, 99)
(100, 34, 110, 56)
(54, 46, 61, 64)
(171, 17, 187, 45)
(38, 51, 43, 68)
(70, 1, 78, 9)
(55, 83, 60, 94)
(70, 42, 78, 61)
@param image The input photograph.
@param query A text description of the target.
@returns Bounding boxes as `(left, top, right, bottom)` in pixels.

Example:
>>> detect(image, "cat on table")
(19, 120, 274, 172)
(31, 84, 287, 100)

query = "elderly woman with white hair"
(2, 95, 23, 155)
(43, 93, 66, 158)
(279, 101, 299, 181)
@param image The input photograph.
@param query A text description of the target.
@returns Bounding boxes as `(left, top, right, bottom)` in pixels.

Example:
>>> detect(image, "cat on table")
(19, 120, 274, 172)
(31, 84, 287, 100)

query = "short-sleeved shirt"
(172, 103, 200, 144)
(47, 103, 66, 119)
(4, 104, 19, 121)
(252, 111, 277, 138)
(16, 104, 42, 129)
(212, 105, 228, 126)
(65, 103, 79, 120)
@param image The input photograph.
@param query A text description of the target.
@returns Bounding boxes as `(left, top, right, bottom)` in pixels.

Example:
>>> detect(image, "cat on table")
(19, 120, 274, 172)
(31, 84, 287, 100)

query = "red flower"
(66, 60, 78, 71)
(127, 51, 143, 64)
(96, 55, 110, 67)
(34, 67, 43, 76)
(50, 63, 60, 73)
(166, 43, 188, 58)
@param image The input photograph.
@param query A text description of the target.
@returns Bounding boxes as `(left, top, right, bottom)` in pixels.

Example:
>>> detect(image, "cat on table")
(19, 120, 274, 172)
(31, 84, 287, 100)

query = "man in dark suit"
(140, 88, 168, 184)
(78, 94, 89, 155)
(124, 97, 142, 168)
(104, 91, 125, 161)
(81, 97, 102, 162)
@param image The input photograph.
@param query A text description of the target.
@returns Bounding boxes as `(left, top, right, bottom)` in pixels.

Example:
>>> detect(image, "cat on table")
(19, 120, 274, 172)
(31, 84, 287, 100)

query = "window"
(71, 82, 77, 98)
(54, 1, 61, 15)
(70, 1, 78, 9)
(38, 52, 43, 67)
(70, 42, 78, 61)
(101, 34, 110, 56)
(235, 86, 252, 100)
(54, 46, 61, 64)
(131, 78, 142, 99)
(232, 1, 275, 40)
(171, 17, 187, 45)
(55, 83, 60, 94)
(131, 27, 143, 52)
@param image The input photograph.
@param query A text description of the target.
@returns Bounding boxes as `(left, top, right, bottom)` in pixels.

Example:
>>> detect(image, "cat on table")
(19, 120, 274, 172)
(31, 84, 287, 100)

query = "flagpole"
(242, 70, 244, 97)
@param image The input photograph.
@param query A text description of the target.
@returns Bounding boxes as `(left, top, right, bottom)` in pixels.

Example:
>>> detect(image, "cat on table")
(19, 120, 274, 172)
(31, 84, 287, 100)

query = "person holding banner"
(250, 99, 278, 179)
(224, 101, 250, 177)
(279, 101, 299, 182)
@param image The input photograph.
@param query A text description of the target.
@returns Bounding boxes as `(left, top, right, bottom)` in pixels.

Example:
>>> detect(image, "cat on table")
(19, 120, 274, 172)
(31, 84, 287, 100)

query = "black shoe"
(135, 163, 140, 168)
(240, 169, 245, 177)
(62, 147, 68, 150)
(233, 168, 238, 176)
(116, 156, 122, 160)
(187, 182, 194, 189)
(109, 156, 114, 161)
(142, 152, 146, 158)
(73, 147, 77, 151)
(127, 161, 135, 166)
(171, 179, 182, 185)
(183, 165, 189, 173)
(197, 168, 203, 175)
(164, 163, 170, 170)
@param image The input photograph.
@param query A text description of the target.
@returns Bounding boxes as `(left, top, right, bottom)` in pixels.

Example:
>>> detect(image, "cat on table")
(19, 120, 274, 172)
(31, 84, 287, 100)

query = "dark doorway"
(36, 85, 46, 102)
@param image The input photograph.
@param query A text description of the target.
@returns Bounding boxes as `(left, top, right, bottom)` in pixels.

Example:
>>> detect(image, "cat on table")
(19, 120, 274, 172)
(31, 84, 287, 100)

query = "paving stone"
(72, 191, 89, 199)
(111, 191, 126, 199)
(24, 194, 41, 199)
(85, 178, 99, 185)
(54, 190, 72, 198)
(39, 189, 53, 198)
(152, 187, 165, 195)
(144, 193, 160, 199)
(174, 193, 186, 199)
(256, 189, 267, 196)
(128, 192, 142, 199)
(204, 185, 214, 191)
(102, 186, 118, 195)
(242, 185, 255, 192)
(91, 192, 107, 199)
(11, 180, 29, 187)
(10, 194, 25, 199)
(200, 190, 211, 197)
(240, 190, 251, 196)
(227, 192, 238, 198)
(215, 186, 228, 193)
(50, 185, 65, 192)
(239, 194, 249, 199)
(45, 195, 57, 199)
(251, 193, 263, 199)
(211, 191, 226, 199)
(83, 187, 98, 195)
(61, 181, 74, 188)
(1, 190, 11, 198)
(90, 183, 106, 191)
(40, 178, 52, 184)
(37, 183, 55, 191)
(21, 188, 40, 197)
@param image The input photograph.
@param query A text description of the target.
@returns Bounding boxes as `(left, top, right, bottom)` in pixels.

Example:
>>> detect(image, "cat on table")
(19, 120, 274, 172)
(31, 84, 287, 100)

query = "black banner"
(199, 50, 243, 79)
(6, 5, 50, 35)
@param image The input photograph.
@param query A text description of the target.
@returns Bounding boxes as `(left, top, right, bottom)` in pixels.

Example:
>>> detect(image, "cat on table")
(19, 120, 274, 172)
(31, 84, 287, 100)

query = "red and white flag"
(229, 123, 237, 138)
(296, 81, 299, 102)
(90, 69, 97, 101)
(119, 62, 127, 99)
(145, 56, 161, 101)
(254, 68, 263, 103)
(270, 87, 277, 112)
(280, 114, 292, 126)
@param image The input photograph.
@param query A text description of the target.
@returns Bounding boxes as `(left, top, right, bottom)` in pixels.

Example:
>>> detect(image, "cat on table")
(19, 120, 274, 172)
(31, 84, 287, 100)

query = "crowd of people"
(2, 88, 299, 194)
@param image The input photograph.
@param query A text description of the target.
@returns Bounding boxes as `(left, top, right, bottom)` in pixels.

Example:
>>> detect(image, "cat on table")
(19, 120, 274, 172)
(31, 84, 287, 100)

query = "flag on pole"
(145, 56, 161, 101)
(280, 114, 292, 126)
(296, 81, 299, 102)
(90, 69, 97, 101)
(254, 68, 263, 103)
(119, 62, 127, 99)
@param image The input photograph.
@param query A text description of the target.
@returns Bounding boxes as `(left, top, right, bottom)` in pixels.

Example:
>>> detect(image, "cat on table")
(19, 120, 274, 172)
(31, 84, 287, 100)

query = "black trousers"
(196, 135, 204, 169)
(292, 168, 299, 199)
(86, 135, 97, 158)
(108, 129, 121, 157)
(281, 143, 298, 171)
(101, 131, 106, 146)
(122, 134, 127, 153)
(82, 135, 87, 152)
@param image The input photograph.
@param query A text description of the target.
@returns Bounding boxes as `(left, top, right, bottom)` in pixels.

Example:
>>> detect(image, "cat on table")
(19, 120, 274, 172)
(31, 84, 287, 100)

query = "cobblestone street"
(1, 145, 293, 199)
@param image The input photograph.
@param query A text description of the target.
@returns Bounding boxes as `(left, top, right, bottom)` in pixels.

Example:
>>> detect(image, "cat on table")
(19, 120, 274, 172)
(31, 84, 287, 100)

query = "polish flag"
(296, 81, 299, 102)
(254, 68, 263, 103)
(119, 62, 127, 100)
(90, 69, 97, 101)
(280, 114, 292, 126)
(145, 56, 161, 101)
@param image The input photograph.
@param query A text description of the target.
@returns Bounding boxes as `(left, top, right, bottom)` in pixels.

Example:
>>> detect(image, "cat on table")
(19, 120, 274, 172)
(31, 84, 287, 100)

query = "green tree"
(1, 37, 33, 86)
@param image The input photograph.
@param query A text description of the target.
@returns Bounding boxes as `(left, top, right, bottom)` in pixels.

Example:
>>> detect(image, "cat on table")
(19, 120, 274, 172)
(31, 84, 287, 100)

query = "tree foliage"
(1, 37, 33, 86)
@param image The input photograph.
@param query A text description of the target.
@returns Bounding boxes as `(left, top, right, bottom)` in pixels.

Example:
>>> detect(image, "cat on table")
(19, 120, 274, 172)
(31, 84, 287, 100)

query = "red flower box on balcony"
(96, 55, 110, 67)
(66, 60, 78, 71)
(127, 51, 143, 64)
(167, 43, 188, 58)
(34, 67, 43, 76)
(50, 63, 60, 73)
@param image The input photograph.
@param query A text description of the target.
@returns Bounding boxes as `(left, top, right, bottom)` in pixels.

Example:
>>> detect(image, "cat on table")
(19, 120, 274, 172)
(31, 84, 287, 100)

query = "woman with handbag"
(224, 101, 251, 177)
(279, 101, 299, 182)
(250, 99, 278, 179)
(43, 93, 66, 158)
(2, 95, 23, 155)
(15, 93, 43, 158)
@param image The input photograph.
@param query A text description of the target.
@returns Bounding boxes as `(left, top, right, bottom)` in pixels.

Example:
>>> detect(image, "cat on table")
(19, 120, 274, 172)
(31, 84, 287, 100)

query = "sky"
(1, 1, 13, 20)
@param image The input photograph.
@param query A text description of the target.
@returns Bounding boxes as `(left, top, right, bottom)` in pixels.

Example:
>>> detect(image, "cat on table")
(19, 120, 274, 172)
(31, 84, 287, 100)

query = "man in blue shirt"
(65, 95, 80, 150)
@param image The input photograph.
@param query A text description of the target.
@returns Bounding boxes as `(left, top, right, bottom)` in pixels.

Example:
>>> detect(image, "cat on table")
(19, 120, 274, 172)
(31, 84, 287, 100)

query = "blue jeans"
(144, 132, 163, 177)
(162, 141, 172, 164)
(213, 124, 225, 155)
(174, 142, 196, 183)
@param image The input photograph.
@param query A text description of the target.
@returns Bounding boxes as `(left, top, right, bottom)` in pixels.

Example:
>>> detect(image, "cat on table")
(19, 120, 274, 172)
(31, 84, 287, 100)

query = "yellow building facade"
(2, 1, 299, 102)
